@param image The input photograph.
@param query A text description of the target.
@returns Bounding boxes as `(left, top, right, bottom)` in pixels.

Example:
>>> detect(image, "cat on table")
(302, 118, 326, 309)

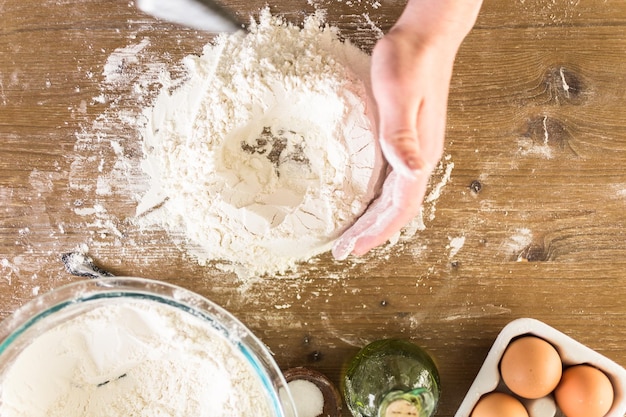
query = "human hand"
(332, 30, 450, 260)
(332, 0, 482, 260)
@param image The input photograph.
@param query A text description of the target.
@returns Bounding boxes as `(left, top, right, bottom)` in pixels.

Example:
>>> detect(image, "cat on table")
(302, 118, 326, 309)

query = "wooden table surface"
(2, 0, 626, 416)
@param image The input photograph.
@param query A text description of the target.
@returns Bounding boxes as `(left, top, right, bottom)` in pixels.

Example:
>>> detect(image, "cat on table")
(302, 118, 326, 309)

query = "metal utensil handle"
(137, 0, 242, 33)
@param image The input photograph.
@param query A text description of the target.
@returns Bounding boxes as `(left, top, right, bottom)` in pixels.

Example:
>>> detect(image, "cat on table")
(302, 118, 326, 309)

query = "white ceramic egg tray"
(454, 318, 626, 417)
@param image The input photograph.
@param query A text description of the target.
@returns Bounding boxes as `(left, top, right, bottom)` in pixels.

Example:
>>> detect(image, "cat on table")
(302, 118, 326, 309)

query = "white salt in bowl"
(0, 277, 297, 417)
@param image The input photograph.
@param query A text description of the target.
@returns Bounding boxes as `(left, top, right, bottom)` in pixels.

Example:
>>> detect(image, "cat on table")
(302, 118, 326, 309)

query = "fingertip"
(350, 245, 369, 257)
(332, 237, 370, 260)
(331, 237, 355, 261)
(352, 233, 387, 257)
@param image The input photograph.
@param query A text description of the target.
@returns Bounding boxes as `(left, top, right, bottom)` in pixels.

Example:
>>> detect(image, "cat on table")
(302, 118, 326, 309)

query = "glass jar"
(343, 339, 441, 417)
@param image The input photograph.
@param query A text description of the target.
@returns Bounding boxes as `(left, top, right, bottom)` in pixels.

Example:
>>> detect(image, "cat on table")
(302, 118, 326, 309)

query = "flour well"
(0, 300, 276, 417)
(137, 10, 384, 277)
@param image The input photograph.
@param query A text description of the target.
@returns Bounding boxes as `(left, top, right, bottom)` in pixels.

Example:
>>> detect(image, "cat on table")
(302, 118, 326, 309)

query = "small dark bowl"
(283, 367, 343, 417)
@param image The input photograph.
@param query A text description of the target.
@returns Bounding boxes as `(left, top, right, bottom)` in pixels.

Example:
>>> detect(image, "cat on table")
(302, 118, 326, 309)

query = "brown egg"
(555, 364, 614, 417)
(500, 336, 563, 399)
(471, 392, 529, 417)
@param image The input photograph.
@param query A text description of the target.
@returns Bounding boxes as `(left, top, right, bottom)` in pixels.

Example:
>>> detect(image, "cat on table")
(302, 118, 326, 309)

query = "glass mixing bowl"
(0, 277, 297, 417)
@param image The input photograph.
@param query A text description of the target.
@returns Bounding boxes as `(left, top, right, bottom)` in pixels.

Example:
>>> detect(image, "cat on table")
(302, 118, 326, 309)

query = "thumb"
(376, 97, 426, 179)
(379, 128, 424, 179)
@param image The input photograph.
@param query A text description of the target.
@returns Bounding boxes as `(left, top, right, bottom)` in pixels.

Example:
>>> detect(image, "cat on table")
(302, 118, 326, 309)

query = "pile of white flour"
(0, 300, 276, 417)
(137, 10, 384, 277)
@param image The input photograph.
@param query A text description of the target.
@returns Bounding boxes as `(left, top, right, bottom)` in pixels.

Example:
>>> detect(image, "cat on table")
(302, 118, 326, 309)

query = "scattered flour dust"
(0, 299, 276, 417)
(136, 10, 385, 277)
(67, 9, 456, 280)
(447, 236, 466, 259)
(501, 228, 534, 261)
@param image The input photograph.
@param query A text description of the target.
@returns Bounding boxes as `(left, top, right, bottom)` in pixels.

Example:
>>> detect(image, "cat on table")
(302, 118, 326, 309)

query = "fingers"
(332, 171, 429, 260)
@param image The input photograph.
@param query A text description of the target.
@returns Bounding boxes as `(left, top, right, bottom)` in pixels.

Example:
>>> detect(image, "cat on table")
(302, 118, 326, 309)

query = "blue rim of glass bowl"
(0, 277, 296, 417)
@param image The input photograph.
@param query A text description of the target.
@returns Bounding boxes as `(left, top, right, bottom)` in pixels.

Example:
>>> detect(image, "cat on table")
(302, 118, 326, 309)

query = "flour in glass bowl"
(136, 9, 384, 278)
(0, 300, 277, 417)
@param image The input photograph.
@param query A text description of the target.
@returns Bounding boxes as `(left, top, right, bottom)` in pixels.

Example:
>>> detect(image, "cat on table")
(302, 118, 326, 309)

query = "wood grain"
(2, 1, 626, 416)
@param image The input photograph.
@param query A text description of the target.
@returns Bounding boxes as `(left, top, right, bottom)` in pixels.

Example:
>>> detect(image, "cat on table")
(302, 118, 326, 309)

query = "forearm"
(393, 0, 483, 50)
